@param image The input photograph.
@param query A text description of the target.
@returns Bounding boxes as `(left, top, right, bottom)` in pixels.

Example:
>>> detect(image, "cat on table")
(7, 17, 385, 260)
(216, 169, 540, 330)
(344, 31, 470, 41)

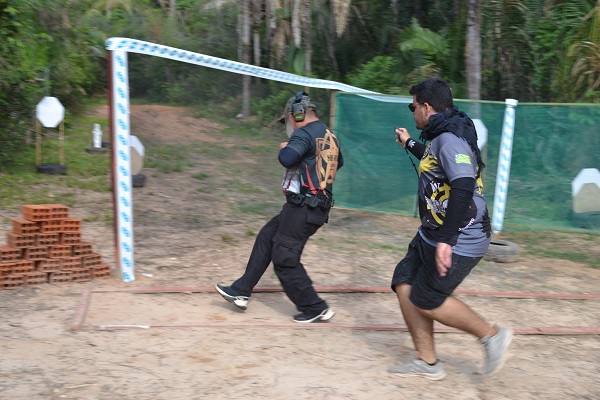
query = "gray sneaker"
(481, 324, 513, 376)
(388, 358, 446, 380)
(215, 284, 249, 310)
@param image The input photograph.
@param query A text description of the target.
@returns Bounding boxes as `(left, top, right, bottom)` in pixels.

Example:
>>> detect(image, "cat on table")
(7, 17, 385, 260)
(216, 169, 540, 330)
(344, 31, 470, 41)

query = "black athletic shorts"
(390, 233, 481, 310)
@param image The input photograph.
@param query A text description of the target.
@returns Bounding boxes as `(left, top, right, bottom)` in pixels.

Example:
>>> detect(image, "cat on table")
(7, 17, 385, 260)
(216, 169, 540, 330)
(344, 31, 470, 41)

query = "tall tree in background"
(398, 18, 448, 85)
(466, 0, 481, 100)
(569, 1, 600, 100)
(480, 0, 529, 100)
(240, 0, 251, 118)
(304, 0, 312, 75)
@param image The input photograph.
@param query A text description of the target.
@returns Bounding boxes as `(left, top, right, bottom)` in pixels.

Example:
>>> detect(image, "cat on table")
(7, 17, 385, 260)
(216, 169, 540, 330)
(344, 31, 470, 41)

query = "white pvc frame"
(491, 99, 518, 235)
(106, 37, 515, 282)
(106, 37, 408, 282)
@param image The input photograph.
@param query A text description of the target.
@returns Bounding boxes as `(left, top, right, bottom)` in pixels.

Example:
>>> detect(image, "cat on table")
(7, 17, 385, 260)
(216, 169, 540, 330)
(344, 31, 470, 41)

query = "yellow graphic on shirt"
(315, 129, 340, 189)
(420, 152, 449, 225)
(426, 181, 451, 225)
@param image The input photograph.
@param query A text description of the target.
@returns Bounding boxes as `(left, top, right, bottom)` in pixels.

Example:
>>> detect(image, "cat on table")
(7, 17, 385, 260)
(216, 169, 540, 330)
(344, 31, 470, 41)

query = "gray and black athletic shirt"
(418, 132, 491, 257)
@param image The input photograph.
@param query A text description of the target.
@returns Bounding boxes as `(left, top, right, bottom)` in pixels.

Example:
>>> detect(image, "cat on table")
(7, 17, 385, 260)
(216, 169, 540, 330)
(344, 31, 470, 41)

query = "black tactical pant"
(231, 202, 329, 313)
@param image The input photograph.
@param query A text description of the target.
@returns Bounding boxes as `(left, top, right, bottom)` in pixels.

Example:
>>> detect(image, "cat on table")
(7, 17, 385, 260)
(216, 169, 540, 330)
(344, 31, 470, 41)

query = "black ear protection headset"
(291, 91, 309, 122)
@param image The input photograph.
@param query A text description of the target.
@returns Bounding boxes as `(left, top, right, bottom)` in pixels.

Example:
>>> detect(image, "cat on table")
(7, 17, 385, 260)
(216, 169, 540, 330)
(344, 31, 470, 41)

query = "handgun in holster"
(289, 193, 304, 205)
(306, 195, 320, 208)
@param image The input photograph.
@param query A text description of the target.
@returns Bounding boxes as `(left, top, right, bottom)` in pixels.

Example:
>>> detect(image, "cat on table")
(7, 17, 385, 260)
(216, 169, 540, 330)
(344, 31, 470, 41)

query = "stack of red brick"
(0, 204, 111, 290)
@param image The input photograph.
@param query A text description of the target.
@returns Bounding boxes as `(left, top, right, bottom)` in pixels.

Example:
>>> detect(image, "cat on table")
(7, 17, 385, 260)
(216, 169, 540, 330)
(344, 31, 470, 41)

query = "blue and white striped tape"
(106, 37, 405, 103)
(110, 49, 135, 282)
(492, 99, 518, 235)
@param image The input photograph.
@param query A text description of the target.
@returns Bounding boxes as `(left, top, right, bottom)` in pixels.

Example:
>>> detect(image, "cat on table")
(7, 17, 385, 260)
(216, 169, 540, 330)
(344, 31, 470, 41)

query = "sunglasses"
(407, 103, 421, 112)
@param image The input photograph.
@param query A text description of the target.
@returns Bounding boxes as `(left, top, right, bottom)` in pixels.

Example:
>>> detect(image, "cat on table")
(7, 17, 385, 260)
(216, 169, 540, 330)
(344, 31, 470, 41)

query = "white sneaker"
(481, 325, 513, 376)
(388, 358, 446, 380)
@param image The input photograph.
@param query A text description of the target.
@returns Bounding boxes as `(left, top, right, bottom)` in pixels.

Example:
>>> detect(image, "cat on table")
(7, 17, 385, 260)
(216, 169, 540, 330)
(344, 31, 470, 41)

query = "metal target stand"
(35, 96, 67, 174)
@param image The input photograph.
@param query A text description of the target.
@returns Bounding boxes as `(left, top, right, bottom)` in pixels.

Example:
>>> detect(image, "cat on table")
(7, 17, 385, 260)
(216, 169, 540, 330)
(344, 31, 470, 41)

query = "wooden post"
(36, 120, 41, 166)
(329, 89, 338, 131)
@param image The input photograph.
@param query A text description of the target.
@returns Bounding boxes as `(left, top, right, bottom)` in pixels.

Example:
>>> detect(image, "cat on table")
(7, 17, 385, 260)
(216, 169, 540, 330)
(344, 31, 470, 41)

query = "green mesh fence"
(333, 92, 600, 234)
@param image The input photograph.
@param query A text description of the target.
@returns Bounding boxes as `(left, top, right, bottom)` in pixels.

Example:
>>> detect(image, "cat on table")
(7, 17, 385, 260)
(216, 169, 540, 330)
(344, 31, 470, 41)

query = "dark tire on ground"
(36, 164, 67, 175)
(85, 147, 107, 154)
(132, 174, 146, 188)
(483, 239, 520, 263)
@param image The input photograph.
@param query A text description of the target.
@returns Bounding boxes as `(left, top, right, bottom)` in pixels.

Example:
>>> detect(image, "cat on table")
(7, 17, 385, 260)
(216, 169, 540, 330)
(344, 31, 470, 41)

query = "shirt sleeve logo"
(455, 154, 472, 164)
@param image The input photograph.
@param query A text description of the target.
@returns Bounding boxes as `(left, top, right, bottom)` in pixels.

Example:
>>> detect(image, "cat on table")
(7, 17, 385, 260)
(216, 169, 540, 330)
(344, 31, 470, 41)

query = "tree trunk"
(169, 0, 176, 19)
(304, 0, 312, 76)
(466, 0, 481, 101)
(326, 0, 340, 76)
(241, 0, 251, 118)
(252, 0, 263, 67)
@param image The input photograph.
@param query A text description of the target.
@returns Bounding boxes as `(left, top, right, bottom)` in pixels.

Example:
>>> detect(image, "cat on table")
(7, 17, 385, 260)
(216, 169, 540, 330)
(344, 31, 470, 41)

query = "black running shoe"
(215, 284, 249, 310)
(292, 308, 335, 323)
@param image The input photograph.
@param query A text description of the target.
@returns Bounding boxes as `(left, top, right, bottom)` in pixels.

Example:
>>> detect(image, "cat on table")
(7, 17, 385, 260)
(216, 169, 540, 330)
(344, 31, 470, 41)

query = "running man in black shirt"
(216, 91, 343, 323)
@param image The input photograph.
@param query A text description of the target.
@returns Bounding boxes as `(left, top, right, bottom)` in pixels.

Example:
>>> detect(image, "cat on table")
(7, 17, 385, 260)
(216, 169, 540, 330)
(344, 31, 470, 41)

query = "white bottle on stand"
(92, 124, 102, 148)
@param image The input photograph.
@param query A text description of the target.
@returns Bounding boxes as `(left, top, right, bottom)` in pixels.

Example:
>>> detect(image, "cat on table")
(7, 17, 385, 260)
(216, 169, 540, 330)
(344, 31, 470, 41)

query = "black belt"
(286, 192, 334, 209)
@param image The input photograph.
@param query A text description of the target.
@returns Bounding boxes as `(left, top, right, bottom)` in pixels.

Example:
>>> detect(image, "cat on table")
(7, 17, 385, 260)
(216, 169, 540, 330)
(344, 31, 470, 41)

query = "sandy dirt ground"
(0, 105, 599, 400)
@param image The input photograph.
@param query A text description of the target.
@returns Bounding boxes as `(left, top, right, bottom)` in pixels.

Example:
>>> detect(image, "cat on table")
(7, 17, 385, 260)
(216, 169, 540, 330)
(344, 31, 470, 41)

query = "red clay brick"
(22, 271, 47, 285)
(12, 260, 35, 270)
(37, 233, 60, 246)
(0, 246, 21, 262)
(0, 274, 24, 289)
(60, 232, 81, 245)
(43, 204, 69, 219)
(63, 267, 92, 282)
(48, 245, 72, 258)
(72, 243, 93, 256)
(61, 256, 83, 269)
(36, 258, 63, 273)
(7, 232, 36, 248)
(92, 264, 111, 278)
(48, 270, 73, 283)
(38, 219, 63, 233)
(22, 246, 48, 261)
(11, 263, 35, 274)
(22, 205, 52, 221)
(61, 218, 81, 233)
(12, 218, 39, 235)
(82, 253, 102, 268)
(0, 262, 14, 277)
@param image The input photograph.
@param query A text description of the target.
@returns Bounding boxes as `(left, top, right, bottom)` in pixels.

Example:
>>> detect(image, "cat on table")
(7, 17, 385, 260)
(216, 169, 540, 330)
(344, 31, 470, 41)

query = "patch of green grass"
(0, 99, 113, 210)
(235, 203, 278, 217)
(192, 172, 209, 181)
(536, 249, 600, 268)
(221, 234, 234, 243)
(367, 243, 404, 251)
(225, 179, 262, 194)
(145, 143, 195, 173)
(195, 143, 230, 158)
(82, 210, 114, 225)
(500, 230, 600, 269)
